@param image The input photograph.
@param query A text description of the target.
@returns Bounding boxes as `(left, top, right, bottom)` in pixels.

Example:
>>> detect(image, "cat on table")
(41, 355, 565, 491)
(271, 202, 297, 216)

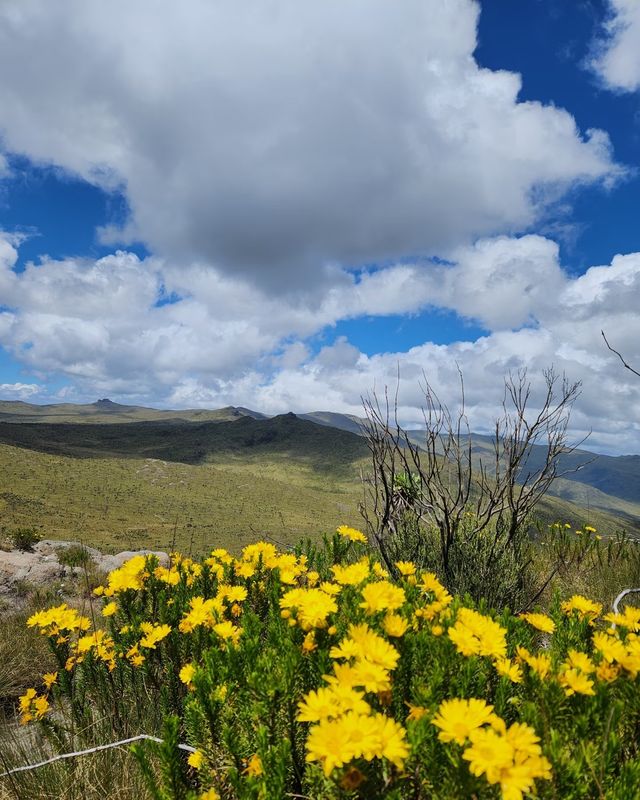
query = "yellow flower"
(519, 612, 555, 634)
(395, 560, 416, 577)
(280, 588, 338, 630)
(139, 623, 171, 649)
(448, 608, 507, 660)
(463, 726, 515, 785)
(406, 703, 428, 721)
(241, 541, 278, 567)
(210, 547, 234, 564)
(302, 631, 317, 653)
(179, 596, 221, 633)
(105, 555, 148, 594)
(372, 562, 388, 578)
(19, 688, 50, 723)
(596, 662, 620, 683)
(515, 647, 552, 679)
(359, 581, 406, 614)
(43, 672, 58, 689)
(305, 713, 376, 776)
(330, 623, 400, 671)
(559, 668, 595, 696)
(561, 595, 602, 621)
(494, 659, 523, 683)
(305, 711, 407, 776)
(27, 603, 91, 636)
(154, 566, 181, 585)
(593, 632, 626, 663)
(213, 620, 242, 644)
(298, 686, 370, 723)
(432, 698, 496, 746)
(331, 560, 370, 586)
(336, 525, 367, 543)
(383, 613, 408, 637)
(604, 606, 640, 632)
(419, 572, 452, 604)
(463, 721, 551, 800)
(325, 661, 391, 694)
(33, 695, 50, 719)
(235, 561, 255, 579)
(179, 663, 196, 687)
(19, 688, 37, 724)
(126, 643, 145, 667)
(102, 601, 118, 617)
(244, 754, 263, 777)
(565, 649, 595, 674)
(199, 790, 219, 800)
(188, 750, 204, 769)
(320, 583, 342, 599)
(217, 585, 248, 603)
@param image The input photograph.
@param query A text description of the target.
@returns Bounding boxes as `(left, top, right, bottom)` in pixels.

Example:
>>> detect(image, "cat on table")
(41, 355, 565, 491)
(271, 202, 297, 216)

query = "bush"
(10, 525, 640, 799)
(10, 526, 41, 552)
(57, 544, 94, 570)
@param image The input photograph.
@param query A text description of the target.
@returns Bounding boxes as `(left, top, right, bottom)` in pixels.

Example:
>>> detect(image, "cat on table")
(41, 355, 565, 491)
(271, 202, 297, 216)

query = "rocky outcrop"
(0, 540, 169, 614)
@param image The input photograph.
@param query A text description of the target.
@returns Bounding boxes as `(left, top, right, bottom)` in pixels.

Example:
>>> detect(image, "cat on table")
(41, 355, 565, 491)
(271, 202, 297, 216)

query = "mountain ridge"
(1, 398, 639, 522)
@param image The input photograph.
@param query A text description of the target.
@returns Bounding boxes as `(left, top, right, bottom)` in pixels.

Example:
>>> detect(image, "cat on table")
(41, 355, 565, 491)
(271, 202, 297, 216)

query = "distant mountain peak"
(94, 399, 120, 407)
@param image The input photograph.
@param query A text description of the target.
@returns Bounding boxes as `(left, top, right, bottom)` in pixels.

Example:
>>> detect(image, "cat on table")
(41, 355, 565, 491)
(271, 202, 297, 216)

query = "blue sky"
(1, 0, 640, 453)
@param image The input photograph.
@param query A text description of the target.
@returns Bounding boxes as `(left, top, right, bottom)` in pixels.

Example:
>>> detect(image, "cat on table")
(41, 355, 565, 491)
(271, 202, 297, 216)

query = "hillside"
(0, 413, 369, 472)
(0, 398, 266, 425)
(1, 399, 639, 545)
(0, 443, 365, 555)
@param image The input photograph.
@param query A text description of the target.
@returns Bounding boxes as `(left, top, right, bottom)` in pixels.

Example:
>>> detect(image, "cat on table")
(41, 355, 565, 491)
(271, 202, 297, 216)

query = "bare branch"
(360, 367, 583, 604)
(602, 330, 640, 378)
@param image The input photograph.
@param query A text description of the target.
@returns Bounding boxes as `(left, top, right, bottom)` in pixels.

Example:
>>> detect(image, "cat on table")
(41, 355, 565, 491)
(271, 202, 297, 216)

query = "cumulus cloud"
(0, 382, 41, 400)
(0, 0, 621, 290)
(1, 232, 640, 452)
(592, 0, 640, 91)
(0, 152, 11, 178)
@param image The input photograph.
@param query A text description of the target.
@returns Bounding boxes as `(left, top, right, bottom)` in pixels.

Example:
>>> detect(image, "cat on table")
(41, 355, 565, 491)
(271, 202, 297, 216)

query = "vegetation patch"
(4, 526, 640, 799)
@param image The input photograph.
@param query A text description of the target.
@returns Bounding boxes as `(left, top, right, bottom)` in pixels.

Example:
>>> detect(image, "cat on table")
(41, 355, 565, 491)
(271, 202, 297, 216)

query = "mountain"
(0, 399, 266, 425)
(2, 399, 640, 523)
(299, 411, 366, 436)
(0, 413, 369, 473)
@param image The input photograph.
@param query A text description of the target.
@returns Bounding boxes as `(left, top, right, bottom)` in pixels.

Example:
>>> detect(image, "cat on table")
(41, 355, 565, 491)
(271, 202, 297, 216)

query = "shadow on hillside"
(0, 414, 370, 475)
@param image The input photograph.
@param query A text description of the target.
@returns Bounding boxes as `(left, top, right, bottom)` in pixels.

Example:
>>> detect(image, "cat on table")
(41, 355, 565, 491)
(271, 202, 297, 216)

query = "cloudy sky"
(1, 0, 640, 453)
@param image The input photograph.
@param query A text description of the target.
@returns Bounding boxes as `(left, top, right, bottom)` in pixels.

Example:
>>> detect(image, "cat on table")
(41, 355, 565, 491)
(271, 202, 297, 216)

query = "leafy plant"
(57, 544, 94, 569)
(10, 526, 41, 552)
(9, 526, 640, 799)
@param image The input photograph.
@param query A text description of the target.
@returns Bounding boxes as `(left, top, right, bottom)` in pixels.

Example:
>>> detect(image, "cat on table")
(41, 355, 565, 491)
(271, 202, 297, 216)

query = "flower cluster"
(301, 621, 408, 775)
(433, 699, 551, 800)
(17, 524, 640, 799)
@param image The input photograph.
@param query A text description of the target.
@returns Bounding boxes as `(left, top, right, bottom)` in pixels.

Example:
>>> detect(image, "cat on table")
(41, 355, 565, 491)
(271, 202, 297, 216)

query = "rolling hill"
(0, 398, 266, 425)
(0, 413, 370, 473)
(1, 399, 639, 546)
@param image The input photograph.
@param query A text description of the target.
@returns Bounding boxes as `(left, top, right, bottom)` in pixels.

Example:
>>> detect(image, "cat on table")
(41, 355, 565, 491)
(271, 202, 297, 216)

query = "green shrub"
(10, 527, 41, 552)
(10, 526, 640, 799)
(57, 544, 94, 570)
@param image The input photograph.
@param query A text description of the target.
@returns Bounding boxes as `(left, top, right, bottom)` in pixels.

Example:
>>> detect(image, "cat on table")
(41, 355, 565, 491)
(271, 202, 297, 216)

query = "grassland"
(0, 443, 366, 555)
(0, 407, 638, 559)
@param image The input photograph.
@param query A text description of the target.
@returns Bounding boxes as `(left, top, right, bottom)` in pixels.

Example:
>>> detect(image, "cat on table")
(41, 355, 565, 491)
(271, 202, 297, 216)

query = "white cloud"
(592, 0, 640, 91)
(0, 382, 41, 400)
(0, 152, 11, 178)
(2, 232, 640, 453)
(0, 0, 621, 291)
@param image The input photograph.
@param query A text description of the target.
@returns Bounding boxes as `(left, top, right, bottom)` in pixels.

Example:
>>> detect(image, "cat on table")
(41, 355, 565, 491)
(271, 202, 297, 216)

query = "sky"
(1, 0, 640, 454)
